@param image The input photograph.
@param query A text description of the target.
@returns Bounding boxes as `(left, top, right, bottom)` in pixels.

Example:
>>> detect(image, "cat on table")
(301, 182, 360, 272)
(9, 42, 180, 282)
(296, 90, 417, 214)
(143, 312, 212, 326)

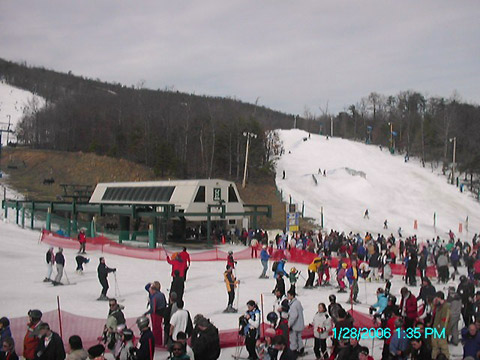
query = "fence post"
(21, 207, 25, 228)
(321, 206, 324, 228)
(301, 201, 305, 218)
(15, 201, 19, 224)
(46, 207, 52, 232)
(30, 201, 35, 229)
(148, 224, 156, 249)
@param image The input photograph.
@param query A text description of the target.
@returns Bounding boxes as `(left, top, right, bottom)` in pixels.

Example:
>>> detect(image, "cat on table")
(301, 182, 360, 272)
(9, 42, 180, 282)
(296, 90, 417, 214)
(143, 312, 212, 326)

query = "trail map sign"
(286, 203, 299, 232)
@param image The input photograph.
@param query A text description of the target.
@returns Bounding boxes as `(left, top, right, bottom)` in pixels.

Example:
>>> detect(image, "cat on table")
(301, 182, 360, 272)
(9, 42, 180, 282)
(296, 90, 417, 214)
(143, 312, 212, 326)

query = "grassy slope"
(1, 148, 287, 229)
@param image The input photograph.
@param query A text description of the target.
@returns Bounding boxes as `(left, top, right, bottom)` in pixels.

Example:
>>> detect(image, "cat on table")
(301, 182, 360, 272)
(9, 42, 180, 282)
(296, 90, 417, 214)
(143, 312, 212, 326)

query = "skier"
(43, 247, 55, 282)
(259, 245, 270, 278)
(1, 337, 18, 360)
(305, 257, 321, 289)
(116, 329, 134, 360)
(369, 288, 388, 316)
(52, 248, 65, 286)
(223, 265, 239, 313)
(97, 257, 116, 301)
(77, 229, 87, 254)
(144, 282, 166, 347)
(23, 310, 43, 360)
(240, 300, 260, 360)
(383, 219, 388, 229)
(134, 317, 155, 360)
(169, 300, 192, 343)
(288, 267, 299, 293)
(75, 255, 90, 274)
(364, 209, 369, 219)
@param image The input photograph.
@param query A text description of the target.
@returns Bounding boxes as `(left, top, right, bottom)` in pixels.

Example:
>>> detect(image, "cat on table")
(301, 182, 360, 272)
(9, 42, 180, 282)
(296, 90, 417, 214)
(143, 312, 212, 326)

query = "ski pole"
(64, 269, 71, 285)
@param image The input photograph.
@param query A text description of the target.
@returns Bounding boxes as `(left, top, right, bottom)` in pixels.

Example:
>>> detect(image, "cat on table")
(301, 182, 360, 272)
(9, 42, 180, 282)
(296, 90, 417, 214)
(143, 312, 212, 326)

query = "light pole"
(450, 137, 456, 185)
(330, 116, 333, 137)
(6, 115, 11, 144)
(242, 132, 257, 188)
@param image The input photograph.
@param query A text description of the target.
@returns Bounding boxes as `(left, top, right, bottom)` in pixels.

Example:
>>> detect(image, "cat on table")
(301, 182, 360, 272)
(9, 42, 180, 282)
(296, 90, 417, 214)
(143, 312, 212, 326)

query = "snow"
(0, 128, 474, 358)
(0, 81, 46, 144)
(275, 129, 480, 240)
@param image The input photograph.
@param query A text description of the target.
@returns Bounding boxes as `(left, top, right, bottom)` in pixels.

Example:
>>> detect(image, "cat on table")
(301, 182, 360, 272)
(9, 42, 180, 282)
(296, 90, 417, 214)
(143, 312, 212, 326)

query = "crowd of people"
(3, 228, 480, 360)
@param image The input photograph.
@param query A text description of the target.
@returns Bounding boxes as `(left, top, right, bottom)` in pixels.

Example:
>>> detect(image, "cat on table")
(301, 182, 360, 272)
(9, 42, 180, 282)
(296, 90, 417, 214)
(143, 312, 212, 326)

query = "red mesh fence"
(9, 308, 376, 354)
(40, 231, 437, 276)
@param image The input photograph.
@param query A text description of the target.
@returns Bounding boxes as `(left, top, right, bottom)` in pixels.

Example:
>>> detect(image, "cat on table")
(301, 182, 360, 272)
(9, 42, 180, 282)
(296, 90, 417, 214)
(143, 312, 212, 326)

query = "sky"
(1, 1, 479, 115)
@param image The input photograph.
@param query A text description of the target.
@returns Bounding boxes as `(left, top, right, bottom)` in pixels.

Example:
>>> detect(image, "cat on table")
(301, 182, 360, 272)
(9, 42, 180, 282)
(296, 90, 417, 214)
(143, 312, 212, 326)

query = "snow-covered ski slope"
(0, 81, 46, 144)
(275, 129, 480, 239)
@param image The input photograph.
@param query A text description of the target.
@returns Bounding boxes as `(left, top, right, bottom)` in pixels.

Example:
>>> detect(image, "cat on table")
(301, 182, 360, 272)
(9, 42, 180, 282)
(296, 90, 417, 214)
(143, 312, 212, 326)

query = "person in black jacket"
(34, 323, 65, 360)
(170, 271, 185, 303)
(1, 337, 19, 360)
(97, 257, 116, 301)
(191, 317, 220, 360)
(52, 248, 65, 286)
(272, 273, 285, 298)
(134, 317, 154, 360)
(458, 275, 475, 326)
(417, 278, 436, 304)
(271, 335, 296, 360)
(43, 248, 55, 283)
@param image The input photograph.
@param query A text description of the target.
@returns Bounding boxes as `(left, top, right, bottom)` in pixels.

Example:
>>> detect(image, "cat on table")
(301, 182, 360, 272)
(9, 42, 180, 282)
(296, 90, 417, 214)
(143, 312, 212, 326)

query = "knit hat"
(88, 344, 105, 358)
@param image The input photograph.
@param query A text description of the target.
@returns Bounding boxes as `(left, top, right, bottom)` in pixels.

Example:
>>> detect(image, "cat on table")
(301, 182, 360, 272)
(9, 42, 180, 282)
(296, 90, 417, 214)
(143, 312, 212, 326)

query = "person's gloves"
(113, 268, 117, 272)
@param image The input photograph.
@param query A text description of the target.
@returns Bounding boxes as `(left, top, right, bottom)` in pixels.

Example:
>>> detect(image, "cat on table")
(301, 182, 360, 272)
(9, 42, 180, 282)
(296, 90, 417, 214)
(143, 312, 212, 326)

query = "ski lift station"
(3, 179, 272, 246)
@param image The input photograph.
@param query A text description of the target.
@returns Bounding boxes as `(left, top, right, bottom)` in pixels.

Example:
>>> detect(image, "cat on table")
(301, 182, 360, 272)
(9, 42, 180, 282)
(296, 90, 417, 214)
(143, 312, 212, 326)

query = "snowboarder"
(97, 257, 116, 300)
(43, 247, 55, 282)
(223, 265, 239, 313)
(52, 248, 65, 286)
(77, 229, 87, 254)
(75, 255, 90, 274)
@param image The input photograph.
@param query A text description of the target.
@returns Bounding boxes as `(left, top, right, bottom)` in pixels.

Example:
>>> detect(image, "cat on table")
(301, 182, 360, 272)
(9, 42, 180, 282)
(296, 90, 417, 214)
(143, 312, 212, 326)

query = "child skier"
(288, 267, 300, 293)
(337, 263, 347, 293)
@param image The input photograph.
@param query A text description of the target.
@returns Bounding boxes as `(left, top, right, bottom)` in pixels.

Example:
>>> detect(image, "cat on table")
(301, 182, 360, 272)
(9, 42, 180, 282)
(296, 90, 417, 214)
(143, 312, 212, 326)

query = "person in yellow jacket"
(304, 257, 321, 289)
(224, 265, 240, 313)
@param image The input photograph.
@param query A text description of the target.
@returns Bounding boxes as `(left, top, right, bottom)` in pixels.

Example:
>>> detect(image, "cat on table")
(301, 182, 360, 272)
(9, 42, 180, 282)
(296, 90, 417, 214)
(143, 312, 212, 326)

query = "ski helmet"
(388, 295, 397, 304)
(290, 267, 297, 273)
(28, 309, 42, 321)
(122, 329, 133, 341)
(460, 275, 467, 283)
(136, 316, 149, 329)
(228, 251, 233, 255)
(342, 263, 348, 269)
(329, 295, 336, 303)
(266, 311, 278, 324)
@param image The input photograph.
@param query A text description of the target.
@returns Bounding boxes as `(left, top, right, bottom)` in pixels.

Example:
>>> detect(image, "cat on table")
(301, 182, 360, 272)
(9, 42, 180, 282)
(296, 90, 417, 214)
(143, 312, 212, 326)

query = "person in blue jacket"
(462, 323, 480, 359)
(275, 258, 288, 277)
(369, 288, 388, 315)
(0, 317, 11, 345)
(451, 247, 460, 275)
(259, 245, 270, 279)
(389, 318, 409, 360)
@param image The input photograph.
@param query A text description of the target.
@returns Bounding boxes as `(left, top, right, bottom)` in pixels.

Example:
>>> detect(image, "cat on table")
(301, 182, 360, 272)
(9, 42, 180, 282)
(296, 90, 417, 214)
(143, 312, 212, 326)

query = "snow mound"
(0, 81, 46, 144)
(275, 129, 480, 239)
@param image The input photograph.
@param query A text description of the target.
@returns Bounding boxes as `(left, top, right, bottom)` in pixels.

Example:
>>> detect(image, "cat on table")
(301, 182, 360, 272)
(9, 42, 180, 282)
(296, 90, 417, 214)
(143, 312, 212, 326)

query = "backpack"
(272, 261, 279, 273)
(185, 311, 193, 337)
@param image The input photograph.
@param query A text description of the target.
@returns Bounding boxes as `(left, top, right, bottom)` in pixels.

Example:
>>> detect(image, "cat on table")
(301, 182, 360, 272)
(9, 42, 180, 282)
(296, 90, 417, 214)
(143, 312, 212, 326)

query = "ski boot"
(97, 295, 109, 301)
(43, 278, 51, 282)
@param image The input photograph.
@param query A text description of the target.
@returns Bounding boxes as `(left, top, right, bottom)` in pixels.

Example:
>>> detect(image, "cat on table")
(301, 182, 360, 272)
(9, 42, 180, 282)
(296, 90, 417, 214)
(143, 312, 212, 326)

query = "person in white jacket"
(287, 290, 305, 356)
(312, 303, 332, 360)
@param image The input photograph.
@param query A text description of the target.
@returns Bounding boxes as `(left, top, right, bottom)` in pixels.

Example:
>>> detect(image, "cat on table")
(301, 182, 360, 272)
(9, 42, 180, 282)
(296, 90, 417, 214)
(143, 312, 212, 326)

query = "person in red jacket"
(23, 309, 42, 360)
(77, 229, 87, 254)
(178, 248, 190, 281)
(400, 287, 418, 329)
(166, 253, 185, 279)
(227, 251, 237, 270)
